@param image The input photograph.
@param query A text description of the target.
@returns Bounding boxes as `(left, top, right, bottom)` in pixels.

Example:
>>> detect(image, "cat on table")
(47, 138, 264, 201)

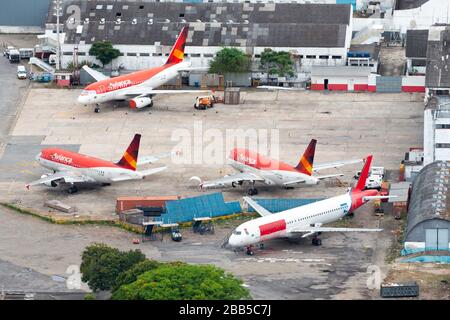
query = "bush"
(111, 264, 251, 300)
(84, 293, 96, 300)
(80, 243, 146, 291)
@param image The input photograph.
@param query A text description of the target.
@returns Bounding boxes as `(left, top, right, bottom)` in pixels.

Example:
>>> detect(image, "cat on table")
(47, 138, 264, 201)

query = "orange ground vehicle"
(194, 95, 215, 110)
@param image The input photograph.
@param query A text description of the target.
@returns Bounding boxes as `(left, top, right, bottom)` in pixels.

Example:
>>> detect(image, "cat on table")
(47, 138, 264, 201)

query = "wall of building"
(311, 75, 368, 91)
(402, 75, 426, 92)
(0, 0, 50, 27)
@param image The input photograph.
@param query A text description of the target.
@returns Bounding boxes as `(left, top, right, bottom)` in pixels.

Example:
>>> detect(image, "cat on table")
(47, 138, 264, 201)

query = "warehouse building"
(43, 1, 353, 77)
(425, 24, 450, 99)
(403, 161, 450, 255)
(405, 29, 428, 76)
(423, 96, 450, 165)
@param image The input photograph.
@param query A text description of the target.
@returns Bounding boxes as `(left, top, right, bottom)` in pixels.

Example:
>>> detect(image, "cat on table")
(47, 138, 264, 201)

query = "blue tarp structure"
(162, 192, 241, 224)
(246, 198, 324, 213)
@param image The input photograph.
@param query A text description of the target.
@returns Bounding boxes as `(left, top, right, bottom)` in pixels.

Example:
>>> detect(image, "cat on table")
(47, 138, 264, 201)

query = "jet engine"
(129, 97, 153, 109)
(41, 174, 58, 187)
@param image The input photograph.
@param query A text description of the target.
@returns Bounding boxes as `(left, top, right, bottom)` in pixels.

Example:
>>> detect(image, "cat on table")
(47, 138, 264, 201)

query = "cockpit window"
(232, 230, 242, 235)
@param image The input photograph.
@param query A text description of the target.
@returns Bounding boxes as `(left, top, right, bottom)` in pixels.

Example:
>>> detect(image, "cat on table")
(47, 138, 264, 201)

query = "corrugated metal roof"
(425, 26, 450, 88)
(405, 161, 450, 238)
(49, 1, 351, 48)
(311, 66, 371, 77)
(0, 0, 49, 27)
(395, 0, 429, 10)
(405, 29, 428, 58)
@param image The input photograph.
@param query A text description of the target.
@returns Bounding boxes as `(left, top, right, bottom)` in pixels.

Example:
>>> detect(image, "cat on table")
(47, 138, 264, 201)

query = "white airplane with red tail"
(77, 26, 208, 112)
(227, 155, 393, 254)
(190, 139, 362, 195)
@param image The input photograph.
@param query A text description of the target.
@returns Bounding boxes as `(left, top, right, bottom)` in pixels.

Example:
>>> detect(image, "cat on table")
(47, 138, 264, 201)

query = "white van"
(17, 65, 27, 79)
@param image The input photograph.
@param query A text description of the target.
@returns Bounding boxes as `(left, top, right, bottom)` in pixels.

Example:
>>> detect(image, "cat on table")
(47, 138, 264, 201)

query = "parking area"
(0, 88, 423, 218)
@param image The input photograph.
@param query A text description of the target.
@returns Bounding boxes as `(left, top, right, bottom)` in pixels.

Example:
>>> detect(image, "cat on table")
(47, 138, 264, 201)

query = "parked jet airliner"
(26, 134, 167, 194)
(227, 155, 392, 254)
(190, 139, 362, 195)
(77, 26, 207, 112)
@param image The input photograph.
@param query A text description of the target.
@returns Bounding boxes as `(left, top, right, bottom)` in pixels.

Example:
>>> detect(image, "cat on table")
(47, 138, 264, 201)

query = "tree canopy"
(209, 47, 251, 74)
(80, 243, 146, 292)
(260, 48, 295, 77)
(113, 259, 163, 292)
(88, 41, 121, 67)
(111, 264, 251, 300)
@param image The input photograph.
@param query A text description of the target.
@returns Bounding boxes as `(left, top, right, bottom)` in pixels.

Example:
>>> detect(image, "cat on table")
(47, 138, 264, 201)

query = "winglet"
(116, 134, 141, 171)
(166, 26, 188, 65)
(243, 197, 272, 217)
(355, 155, 373, 191)
(295, 139, 316, 176)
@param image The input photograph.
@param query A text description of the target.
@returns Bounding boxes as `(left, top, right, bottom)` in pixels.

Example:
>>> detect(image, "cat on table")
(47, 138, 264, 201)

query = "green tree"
(65, 60, 93, 72)
(111, 264, 251, 300)
(113, 259, 162, 292)
(260, 48, 294, 78)
(80, 243, 146, 291)
(88, 41, 121, 67)
(209, 47, 250, 74)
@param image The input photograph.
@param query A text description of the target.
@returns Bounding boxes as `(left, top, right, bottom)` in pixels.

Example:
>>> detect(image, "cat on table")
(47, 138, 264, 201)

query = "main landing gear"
(245, 246, 254, 256)
(312, 236, 322, 246)
(94, 104, 101, 113)
(67, 185, 78, 194)
(247, 181, 258, 196)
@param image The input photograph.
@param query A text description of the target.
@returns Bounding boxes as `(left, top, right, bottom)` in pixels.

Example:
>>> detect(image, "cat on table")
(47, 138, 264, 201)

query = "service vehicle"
(17, 65, 27, 79)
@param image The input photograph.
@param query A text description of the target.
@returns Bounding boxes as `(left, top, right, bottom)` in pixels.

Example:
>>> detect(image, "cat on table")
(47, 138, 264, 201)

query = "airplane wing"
(194, 172, 265, 189)
(111, 166, 167, 182)
(124, 88, 210, 97)
(313, 159, 363, 172)
(82, 65, 109, 81)
(290, 226, 382, 237)
(26, 171, 93, 188)
(315, 173, 344, 180)
(243, 196, 272, 217)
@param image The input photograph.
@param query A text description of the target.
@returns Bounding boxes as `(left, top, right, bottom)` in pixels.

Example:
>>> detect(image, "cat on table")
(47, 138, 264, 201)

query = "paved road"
(0, 54, 29, 143)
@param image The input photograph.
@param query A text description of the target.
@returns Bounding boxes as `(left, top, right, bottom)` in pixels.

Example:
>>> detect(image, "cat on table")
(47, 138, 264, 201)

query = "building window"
(119, 53, 124, 56)
(191, 53, 201, 57)
(127, 53, 137, 56)
(63, 51, 72, 55)
(139, 5, 144, 9)
(179, 13, 185, 17)
(319, 55, 329, 59)
(306, 55, 316, 59)
(254, 54, 261, 58)
(332, 55, 342, 59)
(436, 143, 450, 148)
(78, 52, 86, 56)
(203, 54, 214, 58)
(116, 12, 122, 17)
(140, 53, 150, 57)
(436, 124, 450, 129)
(299, 55, 304, 59)
(152, 53, 162, 56)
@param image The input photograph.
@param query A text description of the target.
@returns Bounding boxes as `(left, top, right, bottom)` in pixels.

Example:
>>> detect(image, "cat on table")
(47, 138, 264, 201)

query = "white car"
(17, 65, 27, 79)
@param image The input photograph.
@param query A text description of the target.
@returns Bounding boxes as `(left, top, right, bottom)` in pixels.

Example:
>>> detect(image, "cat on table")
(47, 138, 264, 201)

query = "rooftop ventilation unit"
(100, 18, 105, 24)
(148, 19, 153, 25)
(84, 18, 89, 24)
(132, 18, 137, 25)
(116, 18, 122, 25)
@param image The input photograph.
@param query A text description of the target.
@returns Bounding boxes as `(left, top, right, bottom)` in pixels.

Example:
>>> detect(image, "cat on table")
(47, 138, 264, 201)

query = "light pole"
(54, 0, 63, 71)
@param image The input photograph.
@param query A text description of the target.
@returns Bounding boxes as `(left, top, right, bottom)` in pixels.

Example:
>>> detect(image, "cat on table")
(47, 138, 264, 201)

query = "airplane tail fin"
(165, 26, 188, 65)
(355, 155, 373, 191)
(294, 139, 317, 176)
(116, 134, 141, 171)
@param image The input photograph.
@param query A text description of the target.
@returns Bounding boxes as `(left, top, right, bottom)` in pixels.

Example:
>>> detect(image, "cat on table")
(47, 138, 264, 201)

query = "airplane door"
(99, 85, 106, 94)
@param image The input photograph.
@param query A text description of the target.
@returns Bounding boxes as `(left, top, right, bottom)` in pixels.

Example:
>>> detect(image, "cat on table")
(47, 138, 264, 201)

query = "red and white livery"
(77, 26, 208, 112)
(228, 155, 392, 254)
(191, 139, 362, 195)
(26, 134, 167, 194)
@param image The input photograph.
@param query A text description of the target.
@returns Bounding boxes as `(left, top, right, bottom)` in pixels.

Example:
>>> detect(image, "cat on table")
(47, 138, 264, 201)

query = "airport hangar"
(43, 1, 353, 79)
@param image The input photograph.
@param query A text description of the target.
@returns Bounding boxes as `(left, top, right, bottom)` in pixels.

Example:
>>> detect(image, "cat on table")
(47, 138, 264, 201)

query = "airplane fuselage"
(77, 61, 191, 105)
(228, 189, 378, 248)
(36, 149, 142, 184)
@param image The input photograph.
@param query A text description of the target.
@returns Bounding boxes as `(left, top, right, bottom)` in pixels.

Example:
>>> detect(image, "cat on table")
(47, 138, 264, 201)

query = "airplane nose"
(77, 95, 87, 104)
(228, 235, 238, 247)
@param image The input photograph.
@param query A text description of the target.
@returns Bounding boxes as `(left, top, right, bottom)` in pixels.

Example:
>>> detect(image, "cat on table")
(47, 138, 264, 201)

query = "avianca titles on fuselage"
(26, 134, 167, 193)
(77, 26, 192, 109)
(227, 155, 381, 249)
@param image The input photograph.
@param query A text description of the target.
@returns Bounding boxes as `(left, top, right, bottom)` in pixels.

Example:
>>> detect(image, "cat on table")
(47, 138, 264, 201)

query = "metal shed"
(403, 161, 450, 255)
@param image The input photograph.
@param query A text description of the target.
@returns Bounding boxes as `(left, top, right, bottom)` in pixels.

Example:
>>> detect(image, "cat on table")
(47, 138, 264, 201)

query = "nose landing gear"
(94, 104, 101, 113)
(245, 246, 254, 255)
(312, 236, 322, 246)
(67, 185, 78, 194)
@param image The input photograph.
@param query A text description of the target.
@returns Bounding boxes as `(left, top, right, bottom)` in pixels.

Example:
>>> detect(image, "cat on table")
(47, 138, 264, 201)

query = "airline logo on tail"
(116, 134, 141, 171)
(295, 139, 317, 176)
(166, 26, 188, 65)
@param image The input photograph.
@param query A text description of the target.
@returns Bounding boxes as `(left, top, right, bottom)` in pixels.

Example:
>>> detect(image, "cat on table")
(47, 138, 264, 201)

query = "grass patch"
(385, 215, 407, 264)
(1, 202, 252, 234)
